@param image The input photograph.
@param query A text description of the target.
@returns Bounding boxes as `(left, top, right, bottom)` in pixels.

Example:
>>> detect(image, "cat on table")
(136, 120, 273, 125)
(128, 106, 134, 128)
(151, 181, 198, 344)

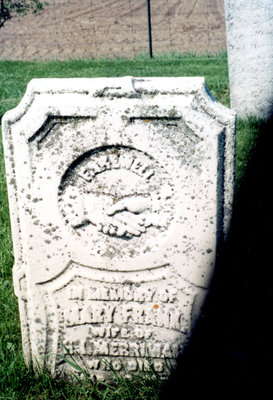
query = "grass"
(0, 53, 269, 398)
(0, 52, 229, 121)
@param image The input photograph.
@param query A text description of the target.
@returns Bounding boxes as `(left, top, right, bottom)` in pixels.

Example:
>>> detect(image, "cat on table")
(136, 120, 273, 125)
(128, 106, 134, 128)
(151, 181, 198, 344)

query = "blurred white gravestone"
(2, 77, 235, 380)
(225, 0, 273, 120)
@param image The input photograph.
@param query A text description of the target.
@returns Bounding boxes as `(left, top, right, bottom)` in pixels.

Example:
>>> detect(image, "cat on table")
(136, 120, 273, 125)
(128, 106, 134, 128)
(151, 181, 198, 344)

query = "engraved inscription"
(64, 303, 186, 330)
(49, 277, 194, 377)
(58, 146, 177, 258)
(68, 285, 176, 302)
(64, 337, 181, 359)
(64, 284, 183, 330)
(49, 277, 194, 376)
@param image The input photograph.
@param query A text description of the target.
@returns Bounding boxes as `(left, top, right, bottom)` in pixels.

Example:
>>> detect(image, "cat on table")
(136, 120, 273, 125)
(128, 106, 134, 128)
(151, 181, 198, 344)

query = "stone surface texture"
(2, 77, 236, 380)
(225, 0, 273, 120)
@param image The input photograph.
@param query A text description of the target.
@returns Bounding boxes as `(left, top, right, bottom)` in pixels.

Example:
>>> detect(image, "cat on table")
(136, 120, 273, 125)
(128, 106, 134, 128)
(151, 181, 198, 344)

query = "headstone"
(2, 77, 236, 380)
(225, 0, 273, 120)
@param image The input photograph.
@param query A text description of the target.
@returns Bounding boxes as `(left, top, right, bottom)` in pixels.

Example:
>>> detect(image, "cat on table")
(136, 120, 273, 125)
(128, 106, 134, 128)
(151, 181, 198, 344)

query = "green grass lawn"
(0, 53, 268, 398)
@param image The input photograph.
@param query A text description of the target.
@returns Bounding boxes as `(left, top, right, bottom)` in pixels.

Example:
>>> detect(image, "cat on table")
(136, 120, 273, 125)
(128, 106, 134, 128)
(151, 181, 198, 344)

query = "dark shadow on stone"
(160, 117, 273, 398)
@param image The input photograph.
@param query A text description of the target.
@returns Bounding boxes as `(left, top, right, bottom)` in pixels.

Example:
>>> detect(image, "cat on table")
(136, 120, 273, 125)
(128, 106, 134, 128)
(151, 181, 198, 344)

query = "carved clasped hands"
(86, 196, 150, 238)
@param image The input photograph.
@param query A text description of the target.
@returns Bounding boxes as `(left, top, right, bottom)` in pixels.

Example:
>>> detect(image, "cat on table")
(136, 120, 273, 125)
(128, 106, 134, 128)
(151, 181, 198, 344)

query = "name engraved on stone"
(44, 275, 190, 376)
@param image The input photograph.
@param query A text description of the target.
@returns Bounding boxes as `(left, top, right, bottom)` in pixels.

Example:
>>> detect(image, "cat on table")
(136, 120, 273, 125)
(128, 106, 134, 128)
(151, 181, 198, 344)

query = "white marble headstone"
(225, 0, 273, 120)
(2, 77, 235, 380)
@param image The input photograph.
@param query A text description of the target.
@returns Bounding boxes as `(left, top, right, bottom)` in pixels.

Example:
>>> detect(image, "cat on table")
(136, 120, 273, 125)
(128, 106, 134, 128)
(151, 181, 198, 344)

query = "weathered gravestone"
(225, 0, 273, 120)
(2, 77, 236, 380)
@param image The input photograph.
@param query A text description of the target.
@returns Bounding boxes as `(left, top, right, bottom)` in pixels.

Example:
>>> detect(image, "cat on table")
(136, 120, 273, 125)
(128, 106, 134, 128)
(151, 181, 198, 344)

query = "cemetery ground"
(0, 53, 273, 397)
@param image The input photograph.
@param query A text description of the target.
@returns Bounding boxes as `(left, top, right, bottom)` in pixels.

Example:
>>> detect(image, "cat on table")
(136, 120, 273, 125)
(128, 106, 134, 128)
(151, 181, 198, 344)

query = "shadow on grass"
(160, 117, 273, 397)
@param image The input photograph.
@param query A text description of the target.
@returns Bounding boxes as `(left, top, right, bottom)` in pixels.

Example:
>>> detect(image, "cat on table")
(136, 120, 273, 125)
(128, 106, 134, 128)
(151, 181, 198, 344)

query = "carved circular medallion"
(58, 146, 176, 258)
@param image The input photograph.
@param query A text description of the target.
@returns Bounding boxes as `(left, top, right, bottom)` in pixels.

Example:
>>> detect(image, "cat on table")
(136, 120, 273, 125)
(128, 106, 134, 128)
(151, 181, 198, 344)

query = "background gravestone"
(225, 0, 273, 120)
(2, 77, 236, 380)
